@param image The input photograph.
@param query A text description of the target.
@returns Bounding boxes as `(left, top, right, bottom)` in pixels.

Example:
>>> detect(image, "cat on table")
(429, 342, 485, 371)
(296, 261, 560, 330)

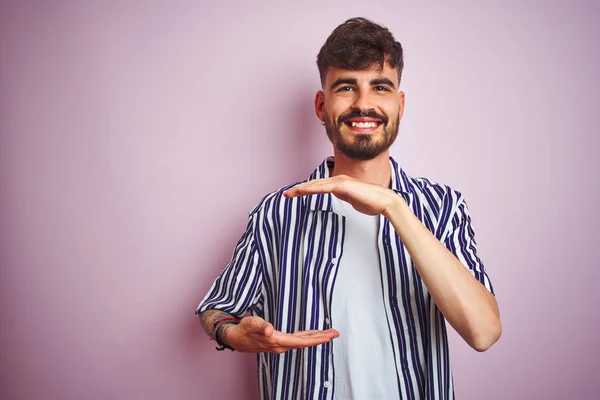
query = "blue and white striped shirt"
(197, 156, 494, 400)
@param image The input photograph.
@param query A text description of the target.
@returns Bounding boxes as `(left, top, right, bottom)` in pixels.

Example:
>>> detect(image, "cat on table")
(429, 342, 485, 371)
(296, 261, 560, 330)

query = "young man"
(196, 17, 501, 400)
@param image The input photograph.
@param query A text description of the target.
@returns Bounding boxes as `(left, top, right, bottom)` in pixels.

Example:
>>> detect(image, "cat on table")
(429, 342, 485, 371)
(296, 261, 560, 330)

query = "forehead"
(324, 63, 399, 88)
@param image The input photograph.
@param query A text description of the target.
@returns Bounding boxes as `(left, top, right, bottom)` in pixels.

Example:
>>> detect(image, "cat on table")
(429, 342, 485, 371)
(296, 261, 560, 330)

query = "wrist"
(382, 193, 408, 220)
(214, 322, 238, 351)
(216, 322, 236, 344)
(211, 315, 240, 336)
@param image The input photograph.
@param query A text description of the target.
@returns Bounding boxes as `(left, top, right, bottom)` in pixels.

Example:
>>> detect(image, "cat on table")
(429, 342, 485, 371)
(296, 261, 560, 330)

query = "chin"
(336, 144, 388, 161)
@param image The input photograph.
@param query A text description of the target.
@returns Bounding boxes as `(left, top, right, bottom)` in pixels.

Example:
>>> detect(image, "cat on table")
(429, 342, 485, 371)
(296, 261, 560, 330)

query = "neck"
(330, 150, 392, 188)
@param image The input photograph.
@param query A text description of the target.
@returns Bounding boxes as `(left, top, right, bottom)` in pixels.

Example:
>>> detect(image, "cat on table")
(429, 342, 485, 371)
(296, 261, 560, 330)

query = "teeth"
(351, 121, 378, 128)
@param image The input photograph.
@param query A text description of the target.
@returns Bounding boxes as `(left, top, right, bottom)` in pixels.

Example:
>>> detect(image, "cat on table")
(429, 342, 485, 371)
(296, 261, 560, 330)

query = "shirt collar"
(303, 156, 413, 212)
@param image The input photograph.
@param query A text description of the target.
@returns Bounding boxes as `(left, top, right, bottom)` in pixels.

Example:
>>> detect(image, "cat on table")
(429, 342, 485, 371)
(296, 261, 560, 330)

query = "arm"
(199, 309, 340, 353)
(199, 309, 237, 340)
(383, 196, 501, 352)
(284, 175, 502, 352)
(197, 215, 338, 354)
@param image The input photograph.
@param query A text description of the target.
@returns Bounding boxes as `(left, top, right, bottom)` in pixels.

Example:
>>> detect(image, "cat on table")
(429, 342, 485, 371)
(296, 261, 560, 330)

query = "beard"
(324, 110, 399, 161)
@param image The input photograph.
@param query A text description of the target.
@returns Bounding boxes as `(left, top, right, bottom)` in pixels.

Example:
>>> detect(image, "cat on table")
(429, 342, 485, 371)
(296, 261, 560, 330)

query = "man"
(196, 17, 501, 400)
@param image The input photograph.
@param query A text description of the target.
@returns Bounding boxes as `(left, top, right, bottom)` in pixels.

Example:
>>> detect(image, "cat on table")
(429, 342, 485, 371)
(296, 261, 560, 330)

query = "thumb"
(245, 316, 273, 336)
(263, 323, 274, 338)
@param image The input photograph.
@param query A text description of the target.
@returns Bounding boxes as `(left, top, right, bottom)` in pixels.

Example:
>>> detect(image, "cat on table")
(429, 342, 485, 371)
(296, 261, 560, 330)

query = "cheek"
(326, 98, 353, 115)
(383, 98, 402, 116)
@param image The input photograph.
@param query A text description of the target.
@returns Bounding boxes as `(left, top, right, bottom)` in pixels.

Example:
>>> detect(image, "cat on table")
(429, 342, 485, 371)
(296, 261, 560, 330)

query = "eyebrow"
(329, 76, 397, 90)
(370, 77, 396, 89)
(330, 77, 357, 90)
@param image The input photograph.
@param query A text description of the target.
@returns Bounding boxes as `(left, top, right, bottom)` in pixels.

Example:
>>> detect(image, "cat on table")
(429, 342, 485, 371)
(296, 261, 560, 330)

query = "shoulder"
(399, 172, 470, 239)
(390, 157, 462, 208)
(244, 158, 329, 227)
(413, 176, 461, 200)
(402, 171, 465, 214)
(247, 180, 308, 220)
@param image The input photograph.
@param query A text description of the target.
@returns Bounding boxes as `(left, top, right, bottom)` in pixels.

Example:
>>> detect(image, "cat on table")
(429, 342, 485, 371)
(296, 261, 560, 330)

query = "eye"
(374, 85, 391, 92)
(336, 86, 354, 92)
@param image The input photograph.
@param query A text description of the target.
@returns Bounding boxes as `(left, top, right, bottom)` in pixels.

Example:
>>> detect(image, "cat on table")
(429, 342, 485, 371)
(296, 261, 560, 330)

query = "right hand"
(223, 316, 340, 354)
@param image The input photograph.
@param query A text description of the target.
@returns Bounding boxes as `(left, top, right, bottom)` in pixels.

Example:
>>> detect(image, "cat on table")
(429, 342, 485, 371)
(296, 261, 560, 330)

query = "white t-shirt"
(331, 197, 400, 400)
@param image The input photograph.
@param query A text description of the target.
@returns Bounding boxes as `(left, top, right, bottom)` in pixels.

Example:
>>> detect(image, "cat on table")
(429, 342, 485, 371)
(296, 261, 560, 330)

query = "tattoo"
(200, 310, 235, 338)
(215, 322, 236, 347)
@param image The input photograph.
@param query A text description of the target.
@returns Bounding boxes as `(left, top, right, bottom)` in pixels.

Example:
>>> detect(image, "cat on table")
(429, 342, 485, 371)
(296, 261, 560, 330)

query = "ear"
(314, 90, 325, 122)
(398, 91, 406, 121)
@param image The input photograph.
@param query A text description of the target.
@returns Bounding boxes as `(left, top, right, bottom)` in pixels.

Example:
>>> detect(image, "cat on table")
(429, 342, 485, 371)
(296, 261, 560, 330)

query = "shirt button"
(323, 381, 331, 388)
(325, 317, 330, 325)
(401, 359, 409, 370)
(331, 258, 338, 264)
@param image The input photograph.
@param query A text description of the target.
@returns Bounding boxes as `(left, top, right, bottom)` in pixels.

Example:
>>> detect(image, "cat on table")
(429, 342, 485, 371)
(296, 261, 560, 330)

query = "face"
(315, 63, 405, 161)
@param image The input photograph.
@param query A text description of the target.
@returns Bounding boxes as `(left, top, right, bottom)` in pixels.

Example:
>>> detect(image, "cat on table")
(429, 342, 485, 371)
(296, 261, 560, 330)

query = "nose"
(351, 89, 373, 113)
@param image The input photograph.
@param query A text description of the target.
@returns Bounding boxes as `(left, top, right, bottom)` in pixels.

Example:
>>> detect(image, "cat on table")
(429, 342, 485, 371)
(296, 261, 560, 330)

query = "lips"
(343, 117, 383, 131)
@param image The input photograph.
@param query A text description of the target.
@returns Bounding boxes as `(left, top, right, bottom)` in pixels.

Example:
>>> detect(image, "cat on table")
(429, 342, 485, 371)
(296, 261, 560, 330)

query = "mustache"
(338, 110, 388, 126)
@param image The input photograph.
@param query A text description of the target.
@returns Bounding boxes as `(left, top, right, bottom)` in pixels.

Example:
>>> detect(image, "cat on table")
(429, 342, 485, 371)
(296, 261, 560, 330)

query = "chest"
(258, 209, 431, 331)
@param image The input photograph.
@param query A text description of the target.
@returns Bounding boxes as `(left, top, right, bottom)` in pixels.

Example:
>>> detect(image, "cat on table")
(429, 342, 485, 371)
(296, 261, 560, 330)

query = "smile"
(343, 118, 383, 131)
(350, 121, 378, 128)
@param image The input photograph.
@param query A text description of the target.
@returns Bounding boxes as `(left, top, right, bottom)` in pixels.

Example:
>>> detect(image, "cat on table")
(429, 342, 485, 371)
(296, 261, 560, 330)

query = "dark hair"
(317, 17, 404, 86)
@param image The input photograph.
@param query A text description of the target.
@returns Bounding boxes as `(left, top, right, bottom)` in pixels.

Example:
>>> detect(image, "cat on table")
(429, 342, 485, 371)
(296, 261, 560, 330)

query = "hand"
(224, 316, 340, 354)
(284, 175, 399, 216)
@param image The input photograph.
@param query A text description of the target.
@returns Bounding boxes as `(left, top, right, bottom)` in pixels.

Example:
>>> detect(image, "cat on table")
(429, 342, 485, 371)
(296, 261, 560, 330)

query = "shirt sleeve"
(443, 197, 495, 295)
(195, 214, 264, 317)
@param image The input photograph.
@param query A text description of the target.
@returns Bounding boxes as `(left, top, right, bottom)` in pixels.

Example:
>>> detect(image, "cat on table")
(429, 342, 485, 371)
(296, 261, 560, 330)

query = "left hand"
(283, 175, 399, 216)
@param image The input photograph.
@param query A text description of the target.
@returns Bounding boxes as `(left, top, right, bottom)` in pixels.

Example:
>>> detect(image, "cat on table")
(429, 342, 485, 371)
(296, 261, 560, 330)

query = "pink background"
(1, 1, 598, 399)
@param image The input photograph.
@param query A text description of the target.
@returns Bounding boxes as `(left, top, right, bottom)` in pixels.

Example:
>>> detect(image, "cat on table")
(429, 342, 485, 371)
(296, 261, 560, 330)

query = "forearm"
(199, 309, 236, 339)
(199, 312, 339, 354)
(383, 197, 501, 351)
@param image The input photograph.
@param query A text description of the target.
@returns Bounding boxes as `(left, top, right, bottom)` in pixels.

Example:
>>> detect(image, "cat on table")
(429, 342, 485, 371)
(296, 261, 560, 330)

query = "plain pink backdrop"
(1, 1, 598, 399)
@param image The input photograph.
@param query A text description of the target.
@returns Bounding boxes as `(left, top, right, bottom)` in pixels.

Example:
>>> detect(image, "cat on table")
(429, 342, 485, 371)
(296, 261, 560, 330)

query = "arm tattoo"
(200, 310, 235, 338)
(215, 322, 236, 347)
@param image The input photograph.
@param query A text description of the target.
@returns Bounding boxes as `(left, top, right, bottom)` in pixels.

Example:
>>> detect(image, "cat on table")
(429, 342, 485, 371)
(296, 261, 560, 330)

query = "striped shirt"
(196, 156, 494, 400)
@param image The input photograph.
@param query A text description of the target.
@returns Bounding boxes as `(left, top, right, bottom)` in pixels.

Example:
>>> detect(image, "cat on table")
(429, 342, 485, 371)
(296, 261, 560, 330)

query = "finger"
(292, 329, 340, 335)
(287, 335, 335, 348)
(291, 330, 321, 336)
(272, 331, 339, 349)
(318, 329, 340, 338)
(324, 329, 340, 337)
(293, 179, 341, 191)
(292, 329, 340, 338)
(284, 181, 345, 198)
(270, 346, 293, 355)
(282, 179, 335, 197)
(292, 332, 329, 339)
(266, 330, 341, 352)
